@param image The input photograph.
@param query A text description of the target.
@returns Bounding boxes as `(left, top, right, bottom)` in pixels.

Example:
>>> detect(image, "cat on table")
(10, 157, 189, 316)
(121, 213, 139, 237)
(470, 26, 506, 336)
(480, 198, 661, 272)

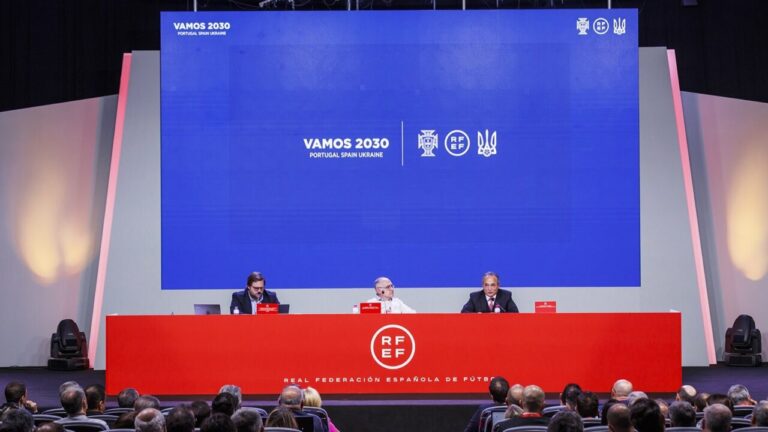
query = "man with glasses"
(461, 271, 519, 313)
(230, 272, 280, 314)
(365, 276, 416, 314)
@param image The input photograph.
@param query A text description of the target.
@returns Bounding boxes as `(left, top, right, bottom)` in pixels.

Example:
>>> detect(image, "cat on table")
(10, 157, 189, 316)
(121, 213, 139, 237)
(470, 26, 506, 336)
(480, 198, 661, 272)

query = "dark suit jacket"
(229, 289, 280, 314)
(464, 402, 504, 432)
(493, 415, 549, 432)
(461, 288, 519, 313)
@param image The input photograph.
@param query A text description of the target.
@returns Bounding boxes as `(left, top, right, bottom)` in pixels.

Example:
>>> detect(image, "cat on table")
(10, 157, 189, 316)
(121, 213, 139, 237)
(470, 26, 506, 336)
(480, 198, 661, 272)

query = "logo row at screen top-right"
(577, 17, 626, 36)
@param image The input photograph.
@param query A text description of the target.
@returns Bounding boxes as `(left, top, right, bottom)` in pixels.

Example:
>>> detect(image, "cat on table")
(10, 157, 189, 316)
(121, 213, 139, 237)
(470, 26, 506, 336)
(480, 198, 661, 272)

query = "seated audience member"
(727, 384, 757, 407)
(706, 394, 733, 413)
(464, 376, 510, 432)
(136, 408, 166, 432)
(505, 405, 524, 419)
(35, 422, 66, 432)
(303, 387, 340, 432)
(506, 384, 524, 408)
(694, 393, 710, 413)
(611, 380, 633, 403)
(494, 385, 549, 432)
(219, 385, 242, 410)
(606, 404, 632, 432)
(669, 401, 697, 427)
(85, 384, 106, 415)
(629, 398, 664, 432)
(212, 393, 238, 417)
(201, 413, 235, 432)
(191, 401, 212, 427)
(265, 407, 298, 429)
(548, 411, 584, 432)
(0, 408, 34, 432)
(627, 392, 648, 406)
(601, 400, 622, 424)
(655, 400, 669, 419)
(702, 404, 731, 432)
(54, 387, 108, 428)
(560, 384, 582, 411)
(278, 385, 325, 432)
(461, 272, 519, 313)
(230, 272, 279, 315)
(676, 385, 697, 405)
(576, 392, 600, 419)
(752, 401, 768, 427)
(114, 411, 137, 429)
(232, 408, 264, 432)
(166, 405, 196, 432)
(135, 395, 162, 412)
(1, 382, 37, 416)
(117, 387, 140, 409)
(365, 277, 416, 314)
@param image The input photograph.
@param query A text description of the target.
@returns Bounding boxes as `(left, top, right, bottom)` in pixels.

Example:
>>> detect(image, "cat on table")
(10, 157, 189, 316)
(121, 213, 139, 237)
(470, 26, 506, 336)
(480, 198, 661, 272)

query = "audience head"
(576, 391, 599, 418)
(751, 401, 768, 427)
(191, 401, 212, 428)
(303, 387, 323, 408)
(703, 403, 732, 432)
(654, 399, 669, 419)
(34, 422, 65, 432)
(629, 398, 664, 432)
(265, 407, 298, 429)
(606, 404, 632, 432)
(560, 383, 582, 409)
(611, 379, 633, 400)
(118, 387, 140, 408)
(211, 392, 238, 417)
(676, 385, 697, 405)
(114, 411, 137, 429)
(58, 381, 82, 396)
(627, 391, 648, 406)
(727, 384, 754, 406)
(506, 384, 524, 407)
(60, 387, 87, 415)
(4, 382, 27, 405)
(201, 413, 236, 432)
(694, 392, 710, 412)
(0, 409, 34, 432)
(166, 405, 196, 432)
(85, 384, 106, 413)
(231, 409, 264, 432)
(278, 385, 303, 410)
(522, 385, 546, 414)
(218, 385, 242, 409)
(489, 377, 510, 404)
(135, 395, 162, 412)
(548, 411, 584, 432)
(707, 394, 733, 412)
(601, 400, 622, 425)
(135, 408, 167, 432)
(669, 401, 697, 427)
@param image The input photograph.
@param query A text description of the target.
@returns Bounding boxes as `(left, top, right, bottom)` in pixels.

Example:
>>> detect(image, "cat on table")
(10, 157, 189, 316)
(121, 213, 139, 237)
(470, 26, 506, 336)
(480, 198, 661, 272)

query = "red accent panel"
(106, 313, 681, 395)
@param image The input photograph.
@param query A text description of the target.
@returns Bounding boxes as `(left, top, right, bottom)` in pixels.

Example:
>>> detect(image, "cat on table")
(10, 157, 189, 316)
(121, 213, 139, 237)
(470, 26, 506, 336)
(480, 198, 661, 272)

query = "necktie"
(488, 297, 495, 312)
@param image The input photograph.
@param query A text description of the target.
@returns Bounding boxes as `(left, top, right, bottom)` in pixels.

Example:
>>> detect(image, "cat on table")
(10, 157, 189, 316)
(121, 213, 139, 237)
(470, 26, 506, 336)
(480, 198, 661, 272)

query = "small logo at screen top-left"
(370, 325, 416, 370)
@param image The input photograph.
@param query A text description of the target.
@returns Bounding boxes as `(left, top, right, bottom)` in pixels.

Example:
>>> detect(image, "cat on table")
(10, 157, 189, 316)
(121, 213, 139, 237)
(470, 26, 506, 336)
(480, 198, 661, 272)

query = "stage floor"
(2, 365, 766, 432)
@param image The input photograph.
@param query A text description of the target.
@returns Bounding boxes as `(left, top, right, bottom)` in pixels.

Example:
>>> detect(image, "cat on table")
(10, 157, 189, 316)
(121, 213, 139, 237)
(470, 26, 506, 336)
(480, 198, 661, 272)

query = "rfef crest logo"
(370, 324, 416, 370)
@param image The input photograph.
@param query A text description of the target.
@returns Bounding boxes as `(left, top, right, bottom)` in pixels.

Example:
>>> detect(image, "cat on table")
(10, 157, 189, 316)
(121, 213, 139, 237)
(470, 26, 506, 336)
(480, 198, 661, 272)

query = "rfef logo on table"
(370, 325, 416, 370)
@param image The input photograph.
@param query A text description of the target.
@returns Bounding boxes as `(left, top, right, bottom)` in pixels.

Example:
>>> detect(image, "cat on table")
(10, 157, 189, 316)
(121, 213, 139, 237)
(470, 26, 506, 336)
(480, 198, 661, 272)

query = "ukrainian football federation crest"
(477, 130, 497, 158)
(577, 18, 589, 35)
(613, 18, 626, 35)
(418, 130, 438, 157)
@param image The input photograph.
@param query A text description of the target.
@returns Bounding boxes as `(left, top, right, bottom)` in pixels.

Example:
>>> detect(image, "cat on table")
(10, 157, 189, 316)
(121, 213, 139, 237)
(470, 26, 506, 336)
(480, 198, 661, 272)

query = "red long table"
(106, 313, 681, 395)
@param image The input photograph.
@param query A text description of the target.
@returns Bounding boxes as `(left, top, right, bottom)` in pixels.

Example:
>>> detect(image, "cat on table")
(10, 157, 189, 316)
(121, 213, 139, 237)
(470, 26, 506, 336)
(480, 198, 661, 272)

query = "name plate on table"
(256, 303, 279, 314)
(359, 302, 382, 314)
(535, 301, 557, 313)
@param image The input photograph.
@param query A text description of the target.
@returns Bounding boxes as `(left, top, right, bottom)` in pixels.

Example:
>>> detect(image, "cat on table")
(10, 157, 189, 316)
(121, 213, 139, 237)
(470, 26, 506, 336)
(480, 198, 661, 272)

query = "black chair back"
(33, 414, 63, 426)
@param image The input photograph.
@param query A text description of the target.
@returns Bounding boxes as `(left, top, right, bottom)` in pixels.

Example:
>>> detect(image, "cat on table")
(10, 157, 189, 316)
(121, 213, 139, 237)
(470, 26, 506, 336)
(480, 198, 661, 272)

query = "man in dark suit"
(461, 272, 519, 313)
(493, 385, 549, 432)
(278, 385, 326, 432)
(230, 272, 280, 314)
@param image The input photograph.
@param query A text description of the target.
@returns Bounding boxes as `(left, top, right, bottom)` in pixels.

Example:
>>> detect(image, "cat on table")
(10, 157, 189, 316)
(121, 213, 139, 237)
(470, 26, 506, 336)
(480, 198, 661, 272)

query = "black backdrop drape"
(1, 0, 767, 112)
